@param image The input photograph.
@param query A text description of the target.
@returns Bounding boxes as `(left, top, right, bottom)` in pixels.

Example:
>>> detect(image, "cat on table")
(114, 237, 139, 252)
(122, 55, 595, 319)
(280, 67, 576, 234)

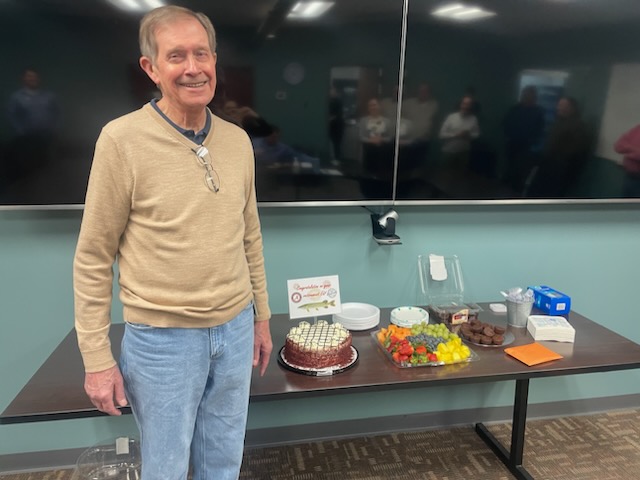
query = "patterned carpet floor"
(2, 409, 639, 480)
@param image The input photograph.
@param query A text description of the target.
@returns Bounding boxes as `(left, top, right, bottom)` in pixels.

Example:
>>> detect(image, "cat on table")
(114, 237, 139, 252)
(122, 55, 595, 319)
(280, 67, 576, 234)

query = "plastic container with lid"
(418, 254, 482, 332)
(75, 437, 141, 480)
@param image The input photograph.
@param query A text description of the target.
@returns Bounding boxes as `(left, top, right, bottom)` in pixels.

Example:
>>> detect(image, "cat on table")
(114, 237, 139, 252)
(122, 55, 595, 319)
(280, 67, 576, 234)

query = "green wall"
(2, 204, 640, 455)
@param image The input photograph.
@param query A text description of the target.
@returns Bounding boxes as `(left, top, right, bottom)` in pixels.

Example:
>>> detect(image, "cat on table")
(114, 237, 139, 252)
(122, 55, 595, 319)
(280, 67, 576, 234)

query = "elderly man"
(73, 5, 272, 480)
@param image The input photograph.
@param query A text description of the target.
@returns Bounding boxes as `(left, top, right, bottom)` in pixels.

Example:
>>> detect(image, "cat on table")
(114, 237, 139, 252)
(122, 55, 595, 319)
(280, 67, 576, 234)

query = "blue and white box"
(528, 285, 571, 315)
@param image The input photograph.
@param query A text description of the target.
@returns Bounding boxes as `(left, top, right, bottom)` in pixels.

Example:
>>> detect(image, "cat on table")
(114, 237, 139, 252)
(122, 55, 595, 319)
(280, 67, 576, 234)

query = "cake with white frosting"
(283, 320, 353, 369)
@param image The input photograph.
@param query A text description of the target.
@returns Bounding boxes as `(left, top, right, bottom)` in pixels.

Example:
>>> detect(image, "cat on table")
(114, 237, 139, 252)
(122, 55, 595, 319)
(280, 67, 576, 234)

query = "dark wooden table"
(3, 305, 640, 480)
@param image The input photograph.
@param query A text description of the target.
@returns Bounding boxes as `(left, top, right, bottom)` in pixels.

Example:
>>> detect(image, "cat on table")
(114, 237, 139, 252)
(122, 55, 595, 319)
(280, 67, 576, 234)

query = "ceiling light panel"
(287, 1, 335, 20)
(431, 2, 495, 22)
(107, 0, 165, 12)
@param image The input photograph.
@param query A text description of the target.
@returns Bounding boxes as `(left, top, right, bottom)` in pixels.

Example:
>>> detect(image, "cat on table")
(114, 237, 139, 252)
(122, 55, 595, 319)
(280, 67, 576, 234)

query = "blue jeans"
(120, 303, 254, 480)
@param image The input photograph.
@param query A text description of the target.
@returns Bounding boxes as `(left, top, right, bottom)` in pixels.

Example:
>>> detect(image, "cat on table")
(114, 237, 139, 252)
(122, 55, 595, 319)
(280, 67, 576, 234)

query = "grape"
(406, 333, 448, 353)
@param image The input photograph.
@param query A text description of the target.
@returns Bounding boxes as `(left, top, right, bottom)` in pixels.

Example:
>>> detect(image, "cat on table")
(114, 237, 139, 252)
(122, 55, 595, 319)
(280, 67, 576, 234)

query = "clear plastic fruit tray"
(371, 330, 479, 368)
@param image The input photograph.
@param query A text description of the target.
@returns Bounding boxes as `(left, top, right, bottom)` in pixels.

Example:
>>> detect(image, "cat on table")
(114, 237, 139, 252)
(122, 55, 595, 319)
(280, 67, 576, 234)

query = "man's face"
(521, 88, 537, 106)
(557, 98, 573, 118)
(266, 130, 279, 146)
(140, 16, 216, 115)
(368, 99, 380, 116)
(418, 84, 431, 102)
(460, 96, 473, 114)
(23, 70, 40, 90)
(223, 100, 238, 117)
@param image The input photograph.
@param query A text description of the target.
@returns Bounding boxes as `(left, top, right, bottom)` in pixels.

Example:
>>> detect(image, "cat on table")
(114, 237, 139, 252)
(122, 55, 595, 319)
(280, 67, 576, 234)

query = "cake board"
(278, 346, 359, 376)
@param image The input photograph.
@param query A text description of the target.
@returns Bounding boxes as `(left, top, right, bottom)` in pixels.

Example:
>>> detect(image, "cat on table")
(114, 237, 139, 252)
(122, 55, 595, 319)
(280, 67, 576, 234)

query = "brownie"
(480, 335, 493, 345)
(483, 326, 495, 337)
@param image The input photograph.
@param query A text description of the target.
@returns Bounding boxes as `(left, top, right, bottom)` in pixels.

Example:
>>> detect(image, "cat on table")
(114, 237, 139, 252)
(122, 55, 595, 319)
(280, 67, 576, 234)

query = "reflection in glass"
(527, 96, 593, 197)
(4, 68, 60, 196)
(614, 124, 640, 197)
(1, 0, 639, 206)
(0, 0, 404, 205)
(400, 0, 640, 201)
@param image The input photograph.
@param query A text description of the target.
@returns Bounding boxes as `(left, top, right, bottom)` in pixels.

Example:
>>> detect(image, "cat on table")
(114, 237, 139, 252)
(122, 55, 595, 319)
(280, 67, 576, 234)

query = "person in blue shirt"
(8, 69, 59, 137)
(252, 126, 320, 172)
(5, 68, 60, 182)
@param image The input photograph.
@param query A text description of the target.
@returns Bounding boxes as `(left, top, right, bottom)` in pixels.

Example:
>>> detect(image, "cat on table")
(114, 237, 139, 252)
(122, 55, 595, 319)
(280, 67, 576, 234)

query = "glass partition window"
(1, 0, 638, 207)
(0, 0, 404, 206)
(399, 0, 640, 202)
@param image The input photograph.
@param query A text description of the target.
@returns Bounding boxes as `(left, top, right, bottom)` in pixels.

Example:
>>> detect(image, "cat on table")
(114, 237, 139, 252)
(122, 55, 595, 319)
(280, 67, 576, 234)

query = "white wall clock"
(283, 62, 305, 85)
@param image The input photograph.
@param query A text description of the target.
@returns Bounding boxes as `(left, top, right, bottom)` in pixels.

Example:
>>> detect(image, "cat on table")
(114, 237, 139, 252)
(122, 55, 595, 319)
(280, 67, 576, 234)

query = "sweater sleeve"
(73, 129, 132, 372)
(241, 135, 271, 322)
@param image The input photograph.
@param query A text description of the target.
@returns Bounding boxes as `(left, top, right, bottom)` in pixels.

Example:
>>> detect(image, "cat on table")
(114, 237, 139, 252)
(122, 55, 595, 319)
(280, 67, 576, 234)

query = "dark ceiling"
(5, 0, 640, 36)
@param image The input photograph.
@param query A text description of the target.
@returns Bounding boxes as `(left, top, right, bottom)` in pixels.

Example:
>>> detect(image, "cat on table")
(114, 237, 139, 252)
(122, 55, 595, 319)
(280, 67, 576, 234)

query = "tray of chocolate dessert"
(278, 320, 359, 376)
(458, 319, 515, 347)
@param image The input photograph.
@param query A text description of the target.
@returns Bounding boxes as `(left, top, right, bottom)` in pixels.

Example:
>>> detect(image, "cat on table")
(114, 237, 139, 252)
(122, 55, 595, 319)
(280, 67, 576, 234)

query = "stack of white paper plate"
(390, 306, 429, 327)
(333, 303, 380, 331)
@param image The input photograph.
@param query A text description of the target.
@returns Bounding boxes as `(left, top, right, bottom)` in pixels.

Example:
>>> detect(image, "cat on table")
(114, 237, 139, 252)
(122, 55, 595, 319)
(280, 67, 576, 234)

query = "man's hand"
(84, 364, 128, 416)
(253, 320, 273, 376)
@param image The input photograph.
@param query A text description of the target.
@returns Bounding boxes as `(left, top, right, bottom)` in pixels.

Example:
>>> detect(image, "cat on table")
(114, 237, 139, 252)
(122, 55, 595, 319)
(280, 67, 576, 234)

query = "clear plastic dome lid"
(75, 437, 141, 480)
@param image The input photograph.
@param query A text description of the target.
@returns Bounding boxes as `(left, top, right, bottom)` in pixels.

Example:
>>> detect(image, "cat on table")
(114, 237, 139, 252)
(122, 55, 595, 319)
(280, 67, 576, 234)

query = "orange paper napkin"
(504, 342, 563, 366)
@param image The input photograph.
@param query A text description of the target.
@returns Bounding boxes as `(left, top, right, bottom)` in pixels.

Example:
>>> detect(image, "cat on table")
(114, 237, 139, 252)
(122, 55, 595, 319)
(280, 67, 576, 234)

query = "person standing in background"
(464, 85, 482, 118)
(439, 95, 480, 170)
(503, 86, 545, 194)
(359, 97, 393, 180)
(528, 96, 592, 197)
(614, 124, 640, 197)
(328, 85, 345, 162)
(380, 84, 400, 121)
(73, 6, 272, 480)
(404, 82, 439, 166)
(7, 68, 59, 139)
(6, 68, 60, 179)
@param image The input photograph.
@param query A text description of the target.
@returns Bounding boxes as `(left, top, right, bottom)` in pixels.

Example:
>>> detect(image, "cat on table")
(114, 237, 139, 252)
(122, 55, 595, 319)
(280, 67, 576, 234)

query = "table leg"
(475, 378, 534, 480)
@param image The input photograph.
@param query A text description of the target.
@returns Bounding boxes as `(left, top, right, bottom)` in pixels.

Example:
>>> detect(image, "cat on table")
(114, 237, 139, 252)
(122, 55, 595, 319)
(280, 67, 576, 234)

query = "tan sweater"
(73, 104, 270, 373)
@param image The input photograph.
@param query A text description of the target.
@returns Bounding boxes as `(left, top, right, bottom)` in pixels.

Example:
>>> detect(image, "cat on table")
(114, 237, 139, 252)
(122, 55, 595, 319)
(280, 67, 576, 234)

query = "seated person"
(222, 100, 272, 138)
(252, 127, 320, 172)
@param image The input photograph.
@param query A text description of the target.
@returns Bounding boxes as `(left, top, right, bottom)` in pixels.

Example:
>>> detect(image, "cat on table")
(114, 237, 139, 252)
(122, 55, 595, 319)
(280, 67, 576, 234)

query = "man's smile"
(181, 81, 207, 88)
